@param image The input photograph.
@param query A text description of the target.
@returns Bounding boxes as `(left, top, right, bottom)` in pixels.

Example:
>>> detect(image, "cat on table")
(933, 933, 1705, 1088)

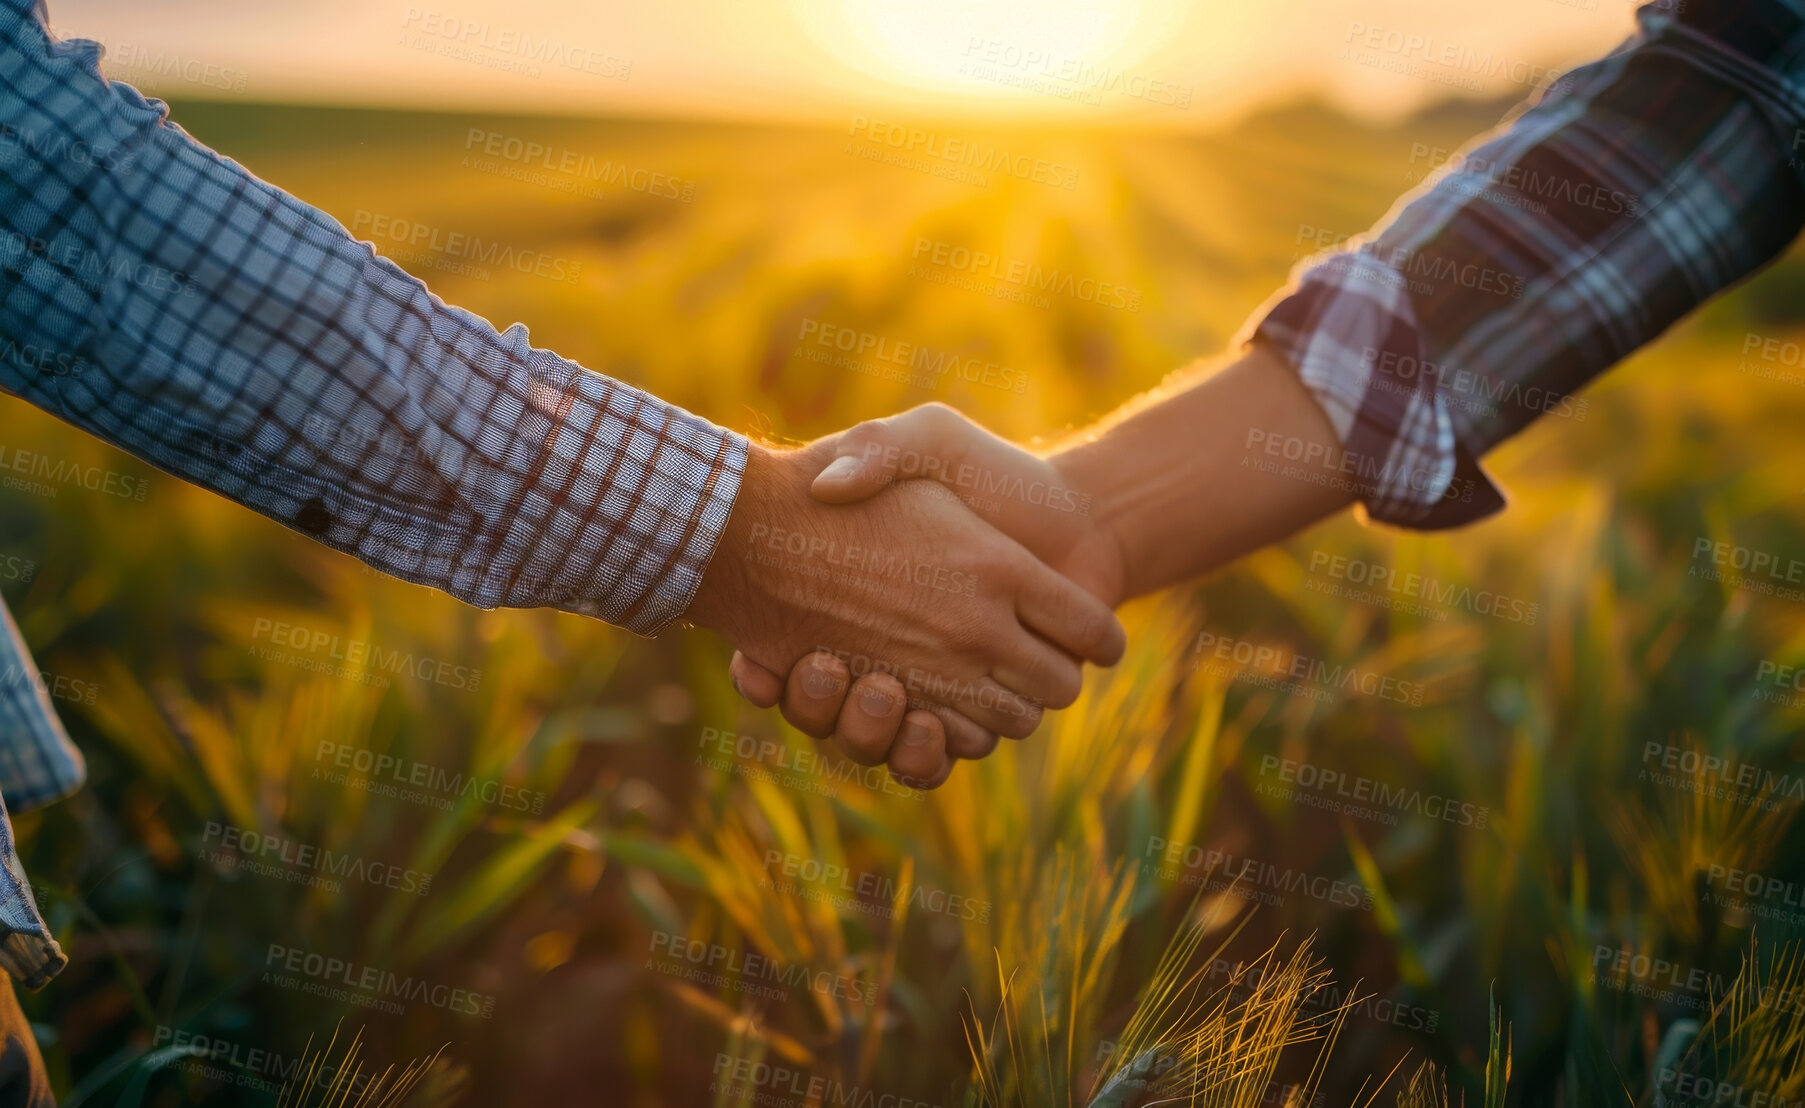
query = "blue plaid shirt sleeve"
(0, 602, 77, 989)
(1, 1, 748, 634)
(0, 0, 748, 990)
(1248, 0, 1805, 528)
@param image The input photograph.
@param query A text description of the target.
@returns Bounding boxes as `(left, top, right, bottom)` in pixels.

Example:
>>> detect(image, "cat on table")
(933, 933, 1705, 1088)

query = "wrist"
(1047, 447, 1131, 608)
(686, 441, 784, 638)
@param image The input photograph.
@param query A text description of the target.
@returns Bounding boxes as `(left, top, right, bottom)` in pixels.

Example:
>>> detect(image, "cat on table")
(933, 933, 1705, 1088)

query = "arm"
(738, 0, 1805, 760)
(0, 6, 1121, 760)
(1, 4, 734, 633)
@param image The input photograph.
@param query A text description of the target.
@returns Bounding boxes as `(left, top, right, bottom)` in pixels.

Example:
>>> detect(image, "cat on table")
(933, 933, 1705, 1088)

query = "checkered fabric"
(1250, 0, 1805, 527)
(0, 0, 745, 988)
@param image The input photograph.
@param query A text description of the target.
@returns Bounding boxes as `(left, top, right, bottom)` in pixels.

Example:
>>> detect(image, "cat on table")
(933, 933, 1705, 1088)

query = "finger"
(932, 707, 998, 760)
(991, 632, 1084, 711)
(780, 652, 850, 740)
(888, 711, 950, 789)
(729, 651, 784, 708)
(811, 450, 894, 504)
(924, 677, 1042, 740)
(811, 403, 980, 504)
(1016, 560, 1127, 667)
(832, 672, 909, 767)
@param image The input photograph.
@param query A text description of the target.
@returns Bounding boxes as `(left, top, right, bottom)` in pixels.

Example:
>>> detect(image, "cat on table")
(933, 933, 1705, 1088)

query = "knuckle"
(1046, 667, 1082, 710)
(782, 706, 833, 740)
(995, 699, 1042, 740)
(837, 732, 892, 767)
(945, 616, 991, 656)
(955, 730, 999, 759)
(913, 401, 960, 429)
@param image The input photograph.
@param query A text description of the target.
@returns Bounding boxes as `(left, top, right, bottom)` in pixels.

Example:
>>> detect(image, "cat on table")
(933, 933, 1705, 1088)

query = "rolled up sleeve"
(1247, 0, 1805, 528)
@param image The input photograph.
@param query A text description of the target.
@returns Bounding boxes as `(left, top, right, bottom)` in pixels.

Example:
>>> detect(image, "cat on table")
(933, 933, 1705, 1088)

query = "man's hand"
(686, 435, 1125, 786)
(724, 405, 1126, 776)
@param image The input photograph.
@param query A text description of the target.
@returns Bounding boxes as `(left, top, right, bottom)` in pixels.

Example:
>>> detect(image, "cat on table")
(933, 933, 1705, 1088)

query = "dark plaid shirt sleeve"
(1248, 0, 1805, 528)
(0, 0, 746, 634)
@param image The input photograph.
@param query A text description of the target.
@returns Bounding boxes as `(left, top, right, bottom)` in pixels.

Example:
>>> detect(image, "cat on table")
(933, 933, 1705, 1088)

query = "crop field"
(3, 95, 1805, 1105)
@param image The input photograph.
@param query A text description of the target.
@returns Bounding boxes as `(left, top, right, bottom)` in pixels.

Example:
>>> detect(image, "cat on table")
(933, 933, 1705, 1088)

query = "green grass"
(2, 94, 1804, 1104)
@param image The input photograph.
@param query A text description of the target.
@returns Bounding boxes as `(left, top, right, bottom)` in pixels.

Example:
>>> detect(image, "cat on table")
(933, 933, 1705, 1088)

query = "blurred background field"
(4, 93, 1805, 1105)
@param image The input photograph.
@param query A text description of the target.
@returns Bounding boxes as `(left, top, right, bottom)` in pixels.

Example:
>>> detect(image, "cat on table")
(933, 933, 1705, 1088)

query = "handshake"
(685, 402, 1129, 790)
(684, 347, 1356, 789)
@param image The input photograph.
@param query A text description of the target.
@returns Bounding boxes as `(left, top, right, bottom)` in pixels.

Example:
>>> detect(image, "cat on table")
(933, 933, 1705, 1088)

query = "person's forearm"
(0, 5, 746, 634)
(1052, 345, 1353, 602)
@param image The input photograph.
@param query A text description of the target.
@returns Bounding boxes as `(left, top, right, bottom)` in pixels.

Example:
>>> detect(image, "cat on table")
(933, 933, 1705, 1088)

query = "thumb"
(810, 450, 892, 504)
(728, 651, 785, 708)
(810, 404, 977, 504)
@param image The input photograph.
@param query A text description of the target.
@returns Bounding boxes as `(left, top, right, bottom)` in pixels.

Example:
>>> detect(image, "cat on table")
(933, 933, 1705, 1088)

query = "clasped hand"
(685, 405, 1124, 790)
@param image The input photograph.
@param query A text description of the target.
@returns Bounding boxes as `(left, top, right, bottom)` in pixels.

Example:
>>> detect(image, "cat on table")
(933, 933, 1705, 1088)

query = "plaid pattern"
(1251, 0, 1805, 528)
(0, 604, 76, 990)
(0, 0, 746, 987)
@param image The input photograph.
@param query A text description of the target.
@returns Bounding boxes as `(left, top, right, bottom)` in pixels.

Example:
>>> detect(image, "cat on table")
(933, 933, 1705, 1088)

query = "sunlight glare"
(790, 0, 1166, 110)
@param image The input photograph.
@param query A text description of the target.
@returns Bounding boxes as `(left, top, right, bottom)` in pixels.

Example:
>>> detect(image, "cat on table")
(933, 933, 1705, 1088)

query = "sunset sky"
(45, 0, 1640, 127)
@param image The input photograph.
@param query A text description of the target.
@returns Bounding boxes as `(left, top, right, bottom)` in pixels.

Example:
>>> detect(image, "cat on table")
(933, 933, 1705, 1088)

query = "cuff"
(511, 357, 748, 636)
(1243, 249, 1505, 530)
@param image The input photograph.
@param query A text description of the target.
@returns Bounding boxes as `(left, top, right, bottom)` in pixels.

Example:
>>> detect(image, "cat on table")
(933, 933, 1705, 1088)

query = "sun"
(789, 0, 1169, 112)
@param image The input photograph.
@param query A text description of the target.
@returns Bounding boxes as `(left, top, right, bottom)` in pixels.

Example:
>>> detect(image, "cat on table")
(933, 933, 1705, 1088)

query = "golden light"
(786, 0, 1181, 115)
